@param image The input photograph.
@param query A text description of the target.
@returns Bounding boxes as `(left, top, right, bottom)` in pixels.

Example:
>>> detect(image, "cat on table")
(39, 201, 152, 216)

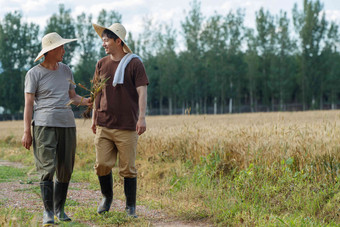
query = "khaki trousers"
(33, 126, 76, 183)
(94, 126, 138, 178)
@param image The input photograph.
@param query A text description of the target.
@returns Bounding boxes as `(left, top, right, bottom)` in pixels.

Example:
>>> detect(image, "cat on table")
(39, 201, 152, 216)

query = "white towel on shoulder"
(112, 53, 142, 87)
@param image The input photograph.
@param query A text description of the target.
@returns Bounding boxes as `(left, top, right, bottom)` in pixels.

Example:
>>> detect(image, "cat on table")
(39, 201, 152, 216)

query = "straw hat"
(34, 32, 77, 62)
(92, 23, 132, 54)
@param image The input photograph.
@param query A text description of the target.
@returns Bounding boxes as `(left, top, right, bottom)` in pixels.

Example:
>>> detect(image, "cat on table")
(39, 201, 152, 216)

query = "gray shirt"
(25, 63, 76, 127)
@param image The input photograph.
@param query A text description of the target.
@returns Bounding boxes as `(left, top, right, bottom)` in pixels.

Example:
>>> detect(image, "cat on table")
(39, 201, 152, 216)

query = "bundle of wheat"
(68, 74, 110, 118)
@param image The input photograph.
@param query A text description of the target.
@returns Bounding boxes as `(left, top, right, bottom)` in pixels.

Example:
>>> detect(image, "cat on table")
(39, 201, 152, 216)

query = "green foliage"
(293, 0, 328, 110)
(65, 199, 80, 207)
(167, 149, 339, 225)
(0, 206, 147, 226)
(0, 127, 339, 225)
(256, 8, 276, 109)
(0, 144, 34, 166)
(320, 22, 340, 108)
(0, 11, 39, 71)
(73, 12, 97, 97)
(0, 166, 27, 182)
(181, 0, 205, 110)
(14, 185, 40, 196)
(0, 11, 40, 113)
(44, 4, 77, 66)
(71, 170, 99, 190)
(0, 208, 40, 226)
(1, 0, 340, 114)
(0, 70, 25, 113)
(69, 207, 131, 226)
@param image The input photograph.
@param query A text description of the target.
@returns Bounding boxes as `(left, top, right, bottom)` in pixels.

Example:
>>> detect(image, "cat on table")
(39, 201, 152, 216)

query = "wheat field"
(1, 110, 339, 174)
(1, 110, 339, 225)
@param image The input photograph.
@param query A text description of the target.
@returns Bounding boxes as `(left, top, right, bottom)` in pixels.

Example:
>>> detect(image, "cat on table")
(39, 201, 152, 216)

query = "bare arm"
(91, 109, 97, 134)
(136, 85, 147, 135)
(68, 89, 91, 106)
(21, 93, 35, 150)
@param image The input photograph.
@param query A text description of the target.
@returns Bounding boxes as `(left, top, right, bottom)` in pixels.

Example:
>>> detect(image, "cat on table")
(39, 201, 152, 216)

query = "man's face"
(48, 45, 65, 62)
(102, 34, 120, 55)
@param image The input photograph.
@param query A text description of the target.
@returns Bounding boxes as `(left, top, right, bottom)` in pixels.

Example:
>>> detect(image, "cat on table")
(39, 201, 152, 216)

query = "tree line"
(0, 0, 339, 116)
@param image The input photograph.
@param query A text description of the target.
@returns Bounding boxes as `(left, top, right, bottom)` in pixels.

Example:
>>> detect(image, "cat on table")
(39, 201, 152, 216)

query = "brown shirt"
(94, 55, 149, 130)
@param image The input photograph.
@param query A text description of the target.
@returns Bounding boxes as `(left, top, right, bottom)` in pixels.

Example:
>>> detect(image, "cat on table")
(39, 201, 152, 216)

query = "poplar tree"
(293, 0, 327, 109)
(0, 11, 39, 114)
(73, 13, 97, 96)
(255, 8, 276, 110)
(181, 0, 204, 113)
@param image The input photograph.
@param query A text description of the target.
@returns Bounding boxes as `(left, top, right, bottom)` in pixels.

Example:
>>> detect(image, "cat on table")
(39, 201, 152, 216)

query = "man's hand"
(84, 97, 93, 107)
(22, 93, 34, 150)
(69, 90, 93, 107)
(136, 117, 146, 135)
(91, 121, 96, 134)
(22, 131, 32, 150)
(136, 85, 147, 136)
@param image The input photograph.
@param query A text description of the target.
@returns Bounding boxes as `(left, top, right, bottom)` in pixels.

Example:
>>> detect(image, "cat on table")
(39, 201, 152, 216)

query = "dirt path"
(0, 161, 211, 227)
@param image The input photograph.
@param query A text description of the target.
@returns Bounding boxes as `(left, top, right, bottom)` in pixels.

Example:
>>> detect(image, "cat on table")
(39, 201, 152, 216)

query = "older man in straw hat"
(21, 32, 91, 226)
(91, 22, 148, 218)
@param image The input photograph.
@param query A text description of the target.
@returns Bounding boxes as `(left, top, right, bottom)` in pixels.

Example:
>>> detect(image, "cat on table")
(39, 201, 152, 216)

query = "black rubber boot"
(124, 177, 137, 218)
(54, 181, 72, 222)
(97, 172, 113, 214)
(40, 181, 55, 226)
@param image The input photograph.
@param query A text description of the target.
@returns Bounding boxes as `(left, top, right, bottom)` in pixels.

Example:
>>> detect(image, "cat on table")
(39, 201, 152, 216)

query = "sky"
(1, 0, 340, 40)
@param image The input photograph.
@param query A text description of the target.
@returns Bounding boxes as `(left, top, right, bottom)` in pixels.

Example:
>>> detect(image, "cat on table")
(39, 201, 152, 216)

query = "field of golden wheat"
(1, 110, 339, 183)
(1, 110, 339, 225)
(1, 110, 340, 168)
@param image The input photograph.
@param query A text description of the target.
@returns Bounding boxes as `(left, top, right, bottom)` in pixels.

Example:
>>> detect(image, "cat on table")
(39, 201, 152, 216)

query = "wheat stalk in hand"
(68, 73, 110, 118)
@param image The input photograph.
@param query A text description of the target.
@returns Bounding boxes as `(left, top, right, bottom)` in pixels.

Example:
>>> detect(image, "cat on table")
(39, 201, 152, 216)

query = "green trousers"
(33, 126, 76, 183)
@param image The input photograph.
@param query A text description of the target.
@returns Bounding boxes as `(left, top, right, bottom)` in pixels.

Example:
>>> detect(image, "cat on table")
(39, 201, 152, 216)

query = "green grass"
(14, 185, 40, 196)
(0, 207, 137, 227)
(0, 164, 149, 226)
(0, 131, 339, 226)
(0, 166, 28, 182)
(0, 142, 35, 167)
(0, 200, 149, 227)
(0, 208, 40, 227)
(164, 150, 340, 226)
(62, 206, 151, 226)
(1, 147, 339, 226)
(70, 207, 128, 225)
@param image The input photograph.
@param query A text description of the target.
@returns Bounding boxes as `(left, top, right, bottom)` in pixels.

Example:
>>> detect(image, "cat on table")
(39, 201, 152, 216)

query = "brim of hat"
(92, 23, 132, 54)
(34, 38, 78, 62)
